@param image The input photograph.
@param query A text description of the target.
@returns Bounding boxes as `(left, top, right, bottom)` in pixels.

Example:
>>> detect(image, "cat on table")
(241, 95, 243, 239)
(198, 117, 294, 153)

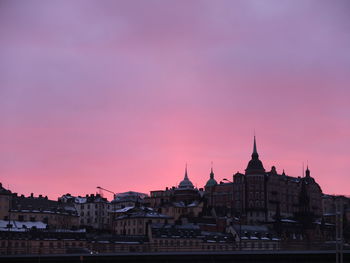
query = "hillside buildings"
(0, 137, 346, 255)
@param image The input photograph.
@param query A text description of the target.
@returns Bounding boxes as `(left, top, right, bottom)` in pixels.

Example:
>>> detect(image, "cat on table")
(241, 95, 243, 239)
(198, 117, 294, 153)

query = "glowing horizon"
(0, 0, 349, 200)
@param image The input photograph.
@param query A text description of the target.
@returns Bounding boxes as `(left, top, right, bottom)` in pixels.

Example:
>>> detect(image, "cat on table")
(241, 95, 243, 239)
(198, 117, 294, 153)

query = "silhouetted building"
(204, 137, 323, 224)
(10, 193, 78, 228)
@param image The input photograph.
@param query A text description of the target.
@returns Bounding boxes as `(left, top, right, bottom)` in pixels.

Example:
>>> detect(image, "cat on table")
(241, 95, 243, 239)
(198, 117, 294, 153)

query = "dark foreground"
(0, 250, 349, 263)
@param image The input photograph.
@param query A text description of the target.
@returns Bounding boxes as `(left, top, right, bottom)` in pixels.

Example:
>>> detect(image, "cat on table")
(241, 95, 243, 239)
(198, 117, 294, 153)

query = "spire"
(205, 162, 217, 188)
(210, 162, 214, 179)
(245, 135, 265, 175)
(184, 163, 188, 180)
(252, 135, 259, 159)
(253, 135, 257, 153)
(178, 163, 194, 189)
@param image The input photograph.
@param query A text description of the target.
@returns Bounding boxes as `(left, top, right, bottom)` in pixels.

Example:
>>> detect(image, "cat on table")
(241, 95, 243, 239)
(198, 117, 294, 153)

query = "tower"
(245, 136, 266, 175)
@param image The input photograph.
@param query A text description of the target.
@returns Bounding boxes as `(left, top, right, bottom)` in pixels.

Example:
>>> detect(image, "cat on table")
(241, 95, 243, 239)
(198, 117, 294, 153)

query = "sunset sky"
(0, 0, 349, 199)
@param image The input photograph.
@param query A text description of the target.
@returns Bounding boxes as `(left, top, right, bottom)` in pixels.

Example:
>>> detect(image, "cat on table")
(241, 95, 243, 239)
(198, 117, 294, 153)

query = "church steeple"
(245, 136, 265, 175)
(252, 135, 258, 158)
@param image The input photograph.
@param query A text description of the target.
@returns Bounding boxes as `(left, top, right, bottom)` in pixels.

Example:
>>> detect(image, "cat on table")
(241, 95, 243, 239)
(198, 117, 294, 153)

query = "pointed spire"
(245, 135, 265, 175)
(253, 135, 257, 153)
(184, 163, 188, 180)
(179, 163, 194, 189)
(251, 135, 259, 159)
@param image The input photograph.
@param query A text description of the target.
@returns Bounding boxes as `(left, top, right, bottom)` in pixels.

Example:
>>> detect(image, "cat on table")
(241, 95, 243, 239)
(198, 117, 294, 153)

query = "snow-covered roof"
(114, 206, 134, 213)
(74, 197, 87, 204)
(0, 220, 47, 231)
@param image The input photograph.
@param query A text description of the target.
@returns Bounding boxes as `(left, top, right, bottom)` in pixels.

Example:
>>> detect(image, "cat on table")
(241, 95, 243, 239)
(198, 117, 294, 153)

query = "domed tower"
(245, 136, 265, 175)
(244, 136, 267, 223)
(174, 165, 200, 203)
(178, 164, 194, 189)
(205, 166, 217, 189)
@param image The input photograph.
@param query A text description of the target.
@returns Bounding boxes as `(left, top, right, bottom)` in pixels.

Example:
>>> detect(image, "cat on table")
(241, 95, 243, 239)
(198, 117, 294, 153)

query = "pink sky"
(0, 0, 349, 199)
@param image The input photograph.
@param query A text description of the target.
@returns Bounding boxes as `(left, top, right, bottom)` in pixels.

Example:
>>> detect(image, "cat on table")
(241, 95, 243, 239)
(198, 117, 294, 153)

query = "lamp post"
(96, 186, 116, 231)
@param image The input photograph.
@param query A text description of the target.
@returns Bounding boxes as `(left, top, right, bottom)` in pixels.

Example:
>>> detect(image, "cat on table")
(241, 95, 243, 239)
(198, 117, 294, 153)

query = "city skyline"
(1, 0, 349, 199)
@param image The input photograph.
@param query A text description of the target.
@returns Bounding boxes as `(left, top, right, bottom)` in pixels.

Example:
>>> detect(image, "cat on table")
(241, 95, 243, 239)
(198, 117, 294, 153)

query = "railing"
(1, 240, 348, 256)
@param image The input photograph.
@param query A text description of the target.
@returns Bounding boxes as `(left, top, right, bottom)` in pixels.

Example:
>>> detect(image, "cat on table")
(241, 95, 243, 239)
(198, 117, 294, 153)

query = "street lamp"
(96, 186, 116, 200)
(96, 186, 117, 231)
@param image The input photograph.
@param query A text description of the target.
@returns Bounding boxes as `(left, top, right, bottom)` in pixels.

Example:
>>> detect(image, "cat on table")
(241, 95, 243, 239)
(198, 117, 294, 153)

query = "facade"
(205, 177, 233, 216)
(149, 167, 202, 209)
(0, 183, 11, 220)
(59, 193, 111, 230)
(112, 191, 148, 209)
(0, 228, 87, 255)
(227, 224, 280, 250)
(150, 223, 236, 252)
(113, 206, 173, 235)
(157, 201, 204, 221)
(10, 194, 79, 229)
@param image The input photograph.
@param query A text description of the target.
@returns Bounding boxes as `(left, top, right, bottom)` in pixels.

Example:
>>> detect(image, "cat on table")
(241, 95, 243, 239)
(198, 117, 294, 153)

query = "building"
(150, 223, 236, 252)
(204, 137, 323, 224)
(59, 193, 111, 230)
(0, 183, 11, 220)
(204, 168, 233, 216)
(227, 224, 280, 250)
(0, 224, 87, 255)
(113, 206, 173, 236)
(10, 194, 79, 229)
(149, 166, 202, 208)
(112, 191, 148, 209)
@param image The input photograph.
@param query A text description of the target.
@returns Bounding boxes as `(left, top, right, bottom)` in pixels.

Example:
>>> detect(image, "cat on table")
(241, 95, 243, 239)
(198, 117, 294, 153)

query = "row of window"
(80, 211, 105, 216)
(80, 204, 111, 210)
